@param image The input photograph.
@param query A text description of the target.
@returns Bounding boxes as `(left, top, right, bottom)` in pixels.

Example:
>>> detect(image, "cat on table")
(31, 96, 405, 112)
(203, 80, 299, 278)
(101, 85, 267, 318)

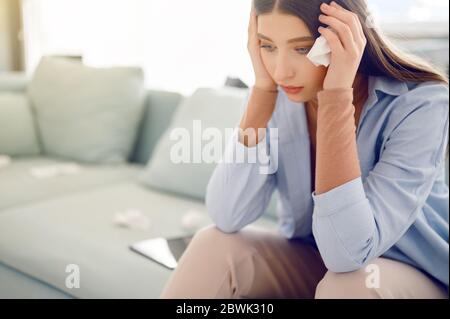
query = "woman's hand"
(248, 6, 278, 92)
(318, 1, 367, 90)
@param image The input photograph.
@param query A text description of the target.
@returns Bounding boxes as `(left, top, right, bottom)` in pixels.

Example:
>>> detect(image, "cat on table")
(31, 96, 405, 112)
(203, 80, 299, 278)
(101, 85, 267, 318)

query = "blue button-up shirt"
(206, 75, 449, 286)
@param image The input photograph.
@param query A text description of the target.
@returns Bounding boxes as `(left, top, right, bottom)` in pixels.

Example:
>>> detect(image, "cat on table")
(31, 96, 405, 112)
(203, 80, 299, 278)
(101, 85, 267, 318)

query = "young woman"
(161, 0, 449, 299)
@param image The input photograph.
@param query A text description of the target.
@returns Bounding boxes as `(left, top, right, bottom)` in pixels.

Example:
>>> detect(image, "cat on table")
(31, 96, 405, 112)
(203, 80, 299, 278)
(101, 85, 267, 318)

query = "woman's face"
(257, 11, 327, 103)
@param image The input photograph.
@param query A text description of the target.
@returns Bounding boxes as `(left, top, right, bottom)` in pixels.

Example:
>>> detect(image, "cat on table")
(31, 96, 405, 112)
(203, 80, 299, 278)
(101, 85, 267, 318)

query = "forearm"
(315, 88, 361, 195)
(206, 124, 277, 233)
(239, 86, 278, 147)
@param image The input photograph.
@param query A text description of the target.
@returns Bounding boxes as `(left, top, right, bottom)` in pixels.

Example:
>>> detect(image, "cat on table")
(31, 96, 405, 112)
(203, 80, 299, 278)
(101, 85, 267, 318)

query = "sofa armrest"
(0, 72, 28, 92)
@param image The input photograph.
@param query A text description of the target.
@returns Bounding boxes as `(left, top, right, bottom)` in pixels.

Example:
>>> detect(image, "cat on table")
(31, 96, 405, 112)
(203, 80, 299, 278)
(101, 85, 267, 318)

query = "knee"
(194, 224, 229, 242)
(190, 225, 234, 249)
(315, 269, 381, 299)
(188, 224, 254, 256)
(161, 225, 258, 299)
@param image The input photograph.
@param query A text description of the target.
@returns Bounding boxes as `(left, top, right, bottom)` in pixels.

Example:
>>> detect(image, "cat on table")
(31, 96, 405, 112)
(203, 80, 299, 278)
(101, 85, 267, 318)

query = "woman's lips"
(281, 85, 304, 94)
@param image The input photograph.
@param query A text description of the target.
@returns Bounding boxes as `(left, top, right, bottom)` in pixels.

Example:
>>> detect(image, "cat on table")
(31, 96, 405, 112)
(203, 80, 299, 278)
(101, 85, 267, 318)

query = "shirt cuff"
(311, 176, 367, 217)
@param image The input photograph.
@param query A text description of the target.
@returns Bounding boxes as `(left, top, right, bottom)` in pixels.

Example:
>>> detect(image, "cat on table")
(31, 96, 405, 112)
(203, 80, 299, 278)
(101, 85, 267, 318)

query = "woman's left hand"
(318, 1, 367, 90)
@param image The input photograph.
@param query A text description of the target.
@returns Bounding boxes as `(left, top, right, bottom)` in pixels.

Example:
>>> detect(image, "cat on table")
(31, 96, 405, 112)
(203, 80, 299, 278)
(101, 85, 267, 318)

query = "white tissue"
(30, 163, 82, 178)
(181, 209, 206, 231)
(113, 209, 151, 230)
(0, 155, 12, 169)
(307, 34, 332, 67)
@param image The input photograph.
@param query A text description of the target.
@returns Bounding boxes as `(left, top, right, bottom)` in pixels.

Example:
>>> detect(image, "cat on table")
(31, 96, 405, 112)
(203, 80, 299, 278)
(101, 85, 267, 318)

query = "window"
(21, 0, 448, 95)
(370, 0, 449, 24)
(22, 0, 253, 95)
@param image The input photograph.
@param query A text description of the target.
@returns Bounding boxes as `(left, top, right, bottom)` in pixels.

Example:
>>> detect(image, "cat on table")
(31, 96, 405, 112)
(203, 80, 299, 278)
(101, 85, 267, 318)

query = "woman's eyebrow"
(257, 33, 314, 43)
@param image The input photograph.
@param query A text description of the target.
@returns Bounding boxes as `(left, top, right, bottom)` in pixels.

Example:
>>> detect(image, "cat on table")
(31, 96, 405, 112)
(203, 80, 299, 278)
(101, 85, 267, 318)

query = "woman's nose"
(273, 58, 295, 83)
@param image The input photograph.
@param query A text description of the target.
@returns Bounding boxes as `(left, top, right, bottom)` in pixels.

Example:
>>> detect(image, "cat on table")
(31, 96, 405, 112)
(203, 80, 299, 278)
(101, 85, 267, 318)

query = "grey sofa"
(0, 72, 278, 298)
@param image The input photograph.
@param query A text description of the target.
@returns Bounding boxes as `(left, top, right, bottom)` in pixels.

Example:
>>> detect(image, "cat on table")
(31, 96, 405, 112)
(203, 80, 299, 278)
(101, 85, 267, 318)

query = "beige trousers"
(160, 225, 448, 299)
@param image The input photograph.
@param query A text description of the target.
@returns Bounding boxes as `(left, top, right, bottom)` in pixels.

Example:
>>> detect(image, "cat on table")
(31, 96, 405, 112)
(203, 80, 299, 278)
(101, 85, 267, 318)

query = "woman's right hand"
(247, 7, 278, 92)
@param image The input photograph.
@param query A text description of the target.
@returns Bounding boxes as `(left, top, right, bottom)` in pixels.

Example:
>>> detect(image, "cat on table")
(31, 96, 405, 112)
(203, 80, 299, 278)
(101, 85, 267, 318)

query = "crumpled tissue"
(307, 31, 332, 67)
(0, 155, 11, 169)
(30, 163, 82, 178)
(113, 209, 151, 231)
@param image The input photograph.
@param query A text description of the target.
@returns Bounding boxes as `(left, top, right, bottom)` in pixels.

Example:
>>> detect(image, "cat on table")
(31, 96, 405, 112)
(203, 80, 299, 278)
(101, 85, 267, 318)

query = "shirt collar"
(364, 75, 410, 111)
(368, 75, 410, 98)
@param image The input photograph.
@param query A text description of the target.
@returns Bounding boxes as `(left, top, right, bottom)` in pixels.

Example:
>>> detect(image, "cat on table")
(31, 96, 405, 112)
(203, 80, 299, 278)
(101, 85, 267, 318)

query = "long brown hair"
(254, 0, 448, 83)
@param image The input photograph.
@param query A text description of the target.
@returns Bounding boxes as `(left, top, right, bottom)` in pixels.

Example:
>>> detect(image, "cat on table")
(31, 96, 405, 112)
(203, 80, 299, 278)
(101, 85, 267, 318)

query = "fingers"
(319, 14, 355, 51)
(321, 2, 366, 48)
(330, 1, 365, 48)
(248, 7, 256, 34)
(318, 26, 344, 53)
(330, 1, 364, 40)
(248, 7, 258, 50)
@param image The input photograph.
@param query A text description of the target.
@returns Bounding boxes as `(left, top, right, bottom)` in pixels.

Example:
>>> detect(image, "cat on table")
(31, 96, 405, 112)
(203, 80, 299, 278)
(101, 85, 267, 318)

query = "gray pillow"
(139, 87, 248, 200)
(0, 92, 41, 156)
(28, 57, 146, 164)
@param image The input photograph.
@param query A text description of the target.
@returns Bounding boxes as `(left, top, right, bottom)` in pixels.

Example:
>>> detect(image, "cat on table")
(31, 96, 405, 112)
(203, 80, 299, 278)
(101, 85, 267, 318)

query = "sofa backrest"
(0, 72, 182, 165)
(1, 71, 449, 186)
(130, 90, 184, 165)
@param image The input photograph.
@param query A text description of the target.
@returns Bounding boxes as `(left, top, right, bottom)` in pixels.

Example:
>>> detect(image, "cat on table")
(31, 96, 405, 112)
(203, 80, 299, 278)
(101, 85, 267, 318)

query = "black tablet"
(130, 235, 194, 270)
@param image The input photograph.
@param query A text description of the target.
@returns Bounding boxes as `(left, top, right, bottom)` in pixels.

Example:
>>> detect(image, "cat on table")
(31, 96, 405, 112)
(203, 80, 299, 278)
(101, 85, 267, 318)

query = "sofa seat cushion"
(0, 262, 72, 299)
(0, 156, 142, 210)
(0, 182, 278, 298)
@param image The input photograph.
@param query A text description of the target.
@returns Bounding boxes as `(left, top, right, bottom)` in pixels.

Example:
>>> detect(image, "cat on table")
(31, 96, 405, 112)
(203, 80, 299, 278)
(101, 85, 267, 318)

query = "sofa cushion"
(0, 181, 278, 298)
(0, 92, 41, 156)
(131, 90, 183, 165)
(0, 156, 141, 210)
(28, 57, 146, 164)
(139, 87, 247, 200)
(0, 262, 71, 299)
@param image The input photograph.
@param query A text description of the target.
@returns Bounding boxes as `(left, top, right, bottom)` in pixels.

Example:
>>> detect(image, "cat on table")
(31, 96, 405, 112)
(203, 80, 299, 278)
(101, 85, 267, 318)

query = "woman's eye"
(296, 47, 311, 55)
(260, 44, 276, 52)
